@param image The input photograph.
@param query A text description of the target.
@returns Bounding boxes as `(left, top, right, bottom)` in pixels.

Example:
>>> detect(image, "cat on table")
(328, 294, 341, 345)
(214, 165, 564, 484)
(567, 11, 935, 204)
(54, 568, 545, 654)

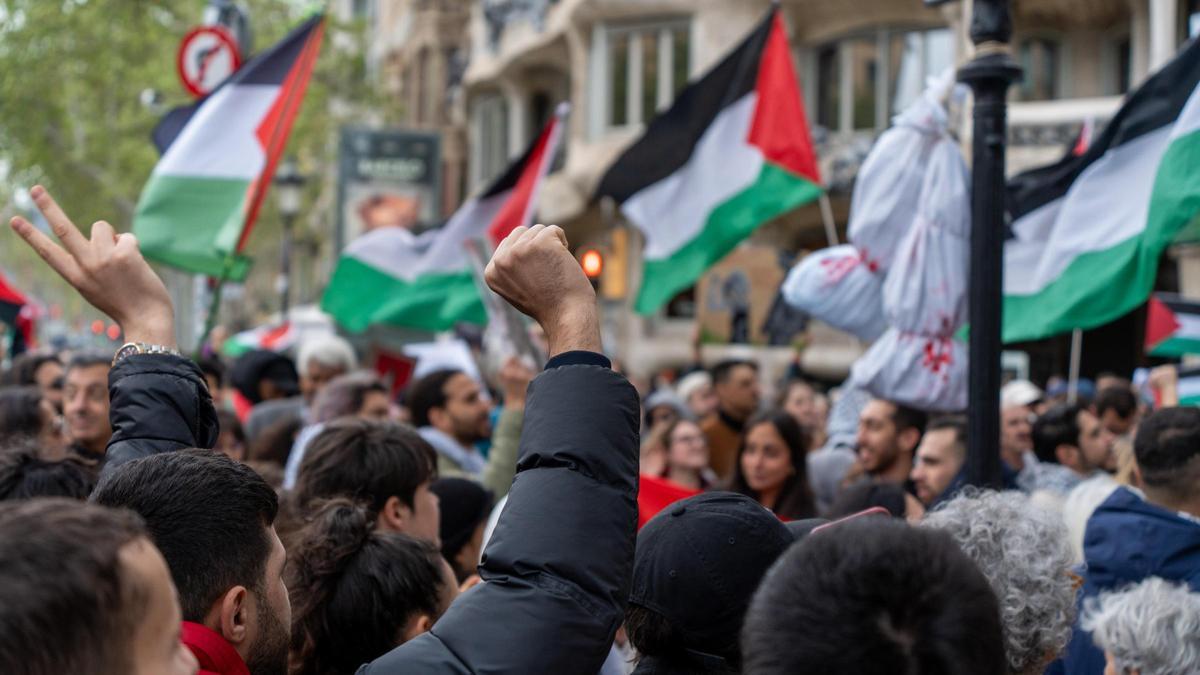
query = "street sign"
(176, 25, 242, 98)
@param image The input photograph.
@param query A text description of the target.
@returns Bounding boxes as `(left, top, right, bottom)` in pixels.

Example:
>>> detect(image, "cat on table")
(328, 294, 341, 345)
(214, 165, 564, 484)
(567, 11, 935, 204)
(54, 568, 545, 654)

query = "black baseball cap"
(630, 492, 793, 659)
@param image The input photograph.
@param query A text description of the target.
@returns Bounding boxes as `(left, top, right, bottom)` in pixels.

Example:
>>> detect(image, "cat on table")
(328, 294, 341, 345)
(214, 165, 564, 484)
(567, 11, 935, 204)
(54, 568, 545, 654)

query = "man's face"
(1000, 406, 1033, 455)
(856, 400, 903, 475)
(910, 428, 965, 505)
(122, 538, 199, 675)
(356, 390, 392, 422)
(1076, 410, 1116, 473)
(436, 374, 492, 445)
(404, 481, 441, 546)
(34, 360, 64, 412)
(244, 527, 291, 675)
(1099, 408, 1135, 438)
(715, 365, 761, 420)
(783, 383, 819, 429)
(300, 361, 347, 403)
(64, 364, 112, 454)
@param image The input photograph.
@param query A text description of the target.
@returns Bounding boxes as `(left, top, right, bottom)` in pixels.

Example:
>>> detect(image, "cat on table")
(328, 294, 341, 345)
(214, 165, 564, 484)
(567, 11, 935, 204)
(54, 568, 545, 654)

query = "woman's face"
(667, 421, 708, 471)
(741, 422, 794, 494)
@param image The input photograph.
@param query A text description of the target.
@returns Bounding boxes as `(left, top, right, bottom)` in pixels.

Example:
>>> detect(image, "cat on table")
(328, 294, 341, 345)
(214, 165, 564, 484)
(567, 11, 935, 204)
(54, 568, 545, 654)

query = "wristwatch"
(113, 342, 183, 366)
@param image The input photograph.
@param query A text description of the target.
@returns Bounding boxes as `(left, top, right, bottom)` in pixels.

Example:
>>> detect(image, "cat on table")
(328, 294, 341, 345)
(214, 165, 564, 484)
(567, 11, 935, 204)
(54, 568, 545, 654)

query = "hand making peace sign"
(9, 186, 176, 348)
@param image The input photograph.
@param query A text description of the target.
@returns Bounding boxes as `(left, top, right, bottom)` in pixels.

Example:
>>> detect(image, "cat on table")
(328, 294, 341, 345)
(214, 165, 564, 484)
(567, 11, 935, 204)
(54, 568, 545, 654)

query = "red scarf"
(181, 622, 250, 675)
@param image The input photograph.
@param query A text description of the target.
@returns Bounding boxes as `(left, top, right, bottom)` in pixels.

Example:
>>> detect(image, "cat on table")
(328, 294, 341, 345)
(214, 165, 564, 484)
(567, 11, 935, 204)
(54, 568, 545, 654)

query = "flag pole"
(818, 191, 838, 246)
(1067, 328, 1083, 404)
(195, 257, 235, 356)
(959, 0, 1022, 489)
(194, 18, 324, 355)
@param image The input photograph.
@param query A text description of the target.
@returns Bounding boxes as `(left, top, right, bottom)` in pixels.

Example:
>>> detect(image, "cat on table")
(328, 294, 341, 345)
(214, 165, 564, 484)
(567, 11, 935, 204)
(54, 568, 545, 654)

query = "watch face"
(115, 344, 141, 361)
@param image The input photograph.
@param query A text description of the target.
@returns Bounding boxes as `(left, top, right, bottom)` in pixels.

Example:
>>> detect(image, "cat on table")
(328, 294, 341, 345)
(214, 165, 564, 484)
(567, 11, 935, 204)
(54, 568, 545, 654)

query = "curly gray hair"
(922, 489, 1076, 675)
(1082, 577, 1200, 675)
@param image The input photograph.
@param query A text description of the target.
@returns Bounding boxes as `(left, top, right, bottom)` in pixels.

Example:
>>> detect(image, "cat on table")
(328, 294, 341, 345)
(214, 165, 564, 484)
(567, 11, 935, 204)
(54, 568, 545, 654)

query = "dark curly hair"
(287, 498, 450, 675)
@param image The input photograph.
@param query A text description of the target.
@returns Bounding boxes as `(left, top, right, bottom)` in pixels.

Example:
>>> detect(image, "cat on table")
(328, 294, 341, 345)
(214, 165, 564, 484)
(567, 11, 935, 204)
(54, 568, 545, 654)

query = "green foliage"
(0, 0, 391, 316)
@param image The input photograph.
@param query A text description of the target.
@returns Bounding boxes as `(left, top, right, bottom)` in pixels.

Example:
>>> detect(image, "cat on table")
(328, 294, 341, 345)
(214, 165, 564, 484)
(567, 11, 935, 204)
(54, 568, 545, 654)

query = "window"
(1018, 38, 1061, 101)
(890, 29, 953, 114)
(816, 45, 840, 129)
(1116, 36, 1131, 94)
(415, 48, 429, 125)
(848, 38, 878, 130)
(1187, 0, 1200, 39)
(471, 94, 509, 190)
(592, 19, 691, 134)
(813, 27, 952, 133)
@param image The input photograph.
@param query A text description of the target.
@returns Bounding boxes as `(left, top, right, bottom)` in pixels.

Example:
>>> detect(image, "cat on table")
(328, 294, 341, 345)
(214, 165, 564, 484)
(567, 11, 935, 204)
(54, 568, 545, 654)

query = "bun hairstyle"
(287, 498, 449, 675)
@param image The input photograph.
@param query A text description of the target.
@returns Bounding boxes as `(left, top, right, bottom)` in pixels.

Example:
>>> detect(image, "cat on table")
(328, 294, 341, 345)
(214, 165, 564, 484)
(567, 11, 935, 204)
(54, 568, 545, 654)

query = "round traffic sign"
(177, 25, 242, 99)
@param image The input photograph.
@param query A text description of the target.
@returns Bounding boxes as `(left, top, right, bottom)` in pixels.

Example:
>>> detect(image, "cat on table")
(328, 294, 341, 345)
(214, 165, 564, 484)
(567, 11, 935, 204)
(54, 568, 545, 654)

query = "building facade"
(371, 0, 1200, 380)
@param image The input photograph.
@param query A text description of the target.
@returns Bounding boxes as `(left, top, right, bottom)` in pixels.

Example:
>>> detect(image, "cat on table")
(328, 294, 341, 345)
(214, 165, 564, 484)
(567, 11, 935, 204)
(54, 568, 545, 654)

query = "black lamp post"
(956, 0, 1023, 487)
(274, 156, 305, 320)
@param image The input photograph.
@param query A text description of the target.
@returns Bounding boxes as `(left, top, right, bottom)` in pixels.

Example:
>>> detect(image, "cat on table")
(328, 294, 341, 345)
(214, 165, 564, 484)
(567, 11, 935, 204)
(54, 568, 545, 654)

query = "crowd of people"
(2, 186, 1200, 675)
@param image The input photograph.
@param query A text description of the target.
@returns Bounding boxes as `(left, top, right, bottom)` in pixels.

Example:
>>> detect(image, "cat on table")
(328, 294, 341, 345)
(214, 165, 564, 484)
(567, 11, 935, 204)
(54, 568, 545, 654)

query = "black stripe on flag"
(151, 15, 325, 155)
(1154, 292, 1200, 317)
(1007, 37, 1200, 222)
(593, 8, 774, 204)
(478, 121, 550, 200)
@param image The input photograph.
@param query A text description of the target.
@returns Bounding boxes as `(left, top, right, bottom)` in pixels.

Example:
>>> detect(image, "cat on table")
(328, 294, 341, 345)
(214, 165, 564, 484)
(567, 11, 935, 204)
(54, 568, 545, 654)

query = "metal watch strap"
(113, 342, 183, 366)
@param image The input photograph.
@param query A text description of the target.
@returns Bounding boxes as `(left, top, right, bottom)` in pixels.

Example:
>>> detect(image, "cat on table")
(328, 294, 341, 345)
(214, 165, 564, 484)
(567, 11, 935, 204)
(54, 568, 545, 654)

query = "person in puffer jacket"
(10, 188, 640, 675)
(1052, 407, 1200, 675)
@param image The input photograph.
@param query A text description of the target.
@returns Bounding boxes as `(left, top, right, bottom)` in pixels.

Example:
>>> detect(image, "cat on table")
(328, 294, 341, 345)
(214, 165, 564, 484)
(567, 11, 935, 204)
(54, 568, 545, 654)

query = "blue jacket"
(1056, 487, 1200, 675)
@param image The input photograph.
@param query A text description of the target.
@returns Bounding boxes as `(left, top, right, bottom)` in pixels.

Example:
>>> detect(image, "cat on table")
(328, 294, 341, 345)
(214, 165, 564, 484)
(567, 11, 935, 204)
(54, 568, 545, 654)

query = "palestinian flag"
(1003, 37, 1200, 343)
(595, 8, 822, 314)
(1146, 293, 1200, 357)
(133, 15, 325, 280)
(1165, 366, 1200, 406)
(222, 322, 296, 358)
(322, 106, 567, 332)
(0, 271, 32, 356)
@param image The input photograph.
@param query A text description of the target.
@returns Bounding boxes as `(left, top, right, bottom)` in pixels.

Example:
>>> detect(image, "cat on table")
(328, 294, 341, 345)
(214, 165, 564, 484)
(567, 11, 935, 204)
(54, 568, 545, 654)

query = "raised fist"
(485, 224, 600, 357)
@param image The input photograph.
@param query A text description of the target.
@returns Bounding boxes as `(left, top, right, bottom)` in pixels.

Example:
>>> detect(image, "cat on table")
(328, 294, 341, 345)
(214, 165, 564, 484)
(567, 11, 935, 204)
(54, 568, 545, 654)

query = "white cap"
(676, 371, 712, 402)
(1001, 380, 1043, 409)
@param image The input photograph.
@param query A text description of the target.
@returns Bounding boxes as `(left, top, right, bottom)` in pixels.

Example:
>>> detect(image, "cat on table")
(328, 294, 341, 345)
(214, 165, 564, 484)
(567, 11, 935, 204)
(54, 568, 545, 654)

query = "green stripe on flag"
(133, 175, 254, 280)
(1149, 335, 1200, 357)
(321, 257, 487, 333)
(635, 162, 822, 314)
(1003, 128, 1200, 343)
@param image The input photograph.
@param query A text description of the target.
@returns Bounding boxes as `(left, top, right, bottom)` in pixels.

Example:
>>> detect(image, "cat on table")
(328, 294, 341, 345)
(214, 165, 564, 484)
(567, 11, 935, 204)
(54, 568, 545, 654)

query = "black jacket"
(103, 354, 219, 477)
(359, 361, 640, 674)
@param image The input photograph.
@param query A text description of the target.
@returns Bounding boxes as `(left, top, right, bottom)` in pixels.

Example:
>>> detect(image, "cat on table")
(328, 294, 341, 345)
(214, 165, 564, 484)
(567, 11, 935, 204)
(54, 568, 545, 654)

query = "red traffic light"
(581, 249, 603, 279)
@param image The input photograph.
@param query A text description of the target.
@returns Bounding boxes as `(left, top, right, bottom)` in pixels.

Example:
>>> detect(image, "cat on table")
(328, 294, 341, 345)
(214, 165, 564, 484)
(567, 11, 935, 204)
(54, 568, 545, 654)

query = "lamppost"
(274, 156, 306, 320)
(954, 0, 1023, 487)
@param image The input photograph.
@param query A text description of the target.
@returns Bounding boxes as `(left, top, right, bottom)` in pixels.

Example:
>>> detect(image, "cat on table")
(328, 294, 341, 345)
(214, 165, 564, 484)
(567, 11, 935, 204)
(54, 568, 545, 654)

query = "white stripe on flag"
(1005, 126, 1171, 296)
(1175, 313, 1200, 340)
(155, 85, 279, 179)
(345, 192, 508, 282)
(621, 94, 762, 261)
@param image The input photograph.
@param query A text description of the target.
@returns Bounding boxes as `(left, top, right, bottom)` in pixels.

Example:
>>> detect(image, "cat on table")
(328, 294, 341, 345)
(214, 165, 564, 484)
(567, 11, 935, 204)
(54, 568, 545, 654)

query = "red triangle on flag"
(1145, 296, 1181, 353)
(486, 114, 561, 245)
(746, 12, 821, 185)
